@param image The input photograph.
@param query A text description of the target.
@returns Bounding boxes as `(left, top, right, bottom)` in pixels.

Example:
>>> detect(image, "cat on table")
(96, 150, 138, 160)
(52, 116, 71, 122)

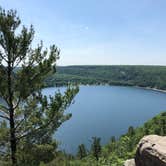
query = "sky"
(0, 0, 166, 66)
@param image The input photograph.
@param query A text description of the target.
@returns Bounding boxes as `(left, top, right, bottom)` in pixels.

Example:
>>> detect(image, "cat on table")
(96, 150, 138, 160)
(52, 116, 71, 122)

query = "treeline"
(45, 65, 166, 89)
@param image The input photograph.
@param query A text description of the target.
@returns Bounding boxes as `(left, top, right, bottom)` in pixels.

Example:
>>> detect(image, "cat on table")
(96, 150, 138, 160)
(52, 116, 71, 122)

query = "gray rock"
(124, 159, 136, 166)
(135, 135, 166, 166)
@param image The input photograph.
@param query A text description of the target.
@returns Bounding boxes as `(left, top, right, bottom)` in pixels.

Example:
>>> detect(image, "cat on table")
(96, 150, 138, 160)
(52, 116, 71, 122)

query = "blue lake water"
(42, 85, 166, 154)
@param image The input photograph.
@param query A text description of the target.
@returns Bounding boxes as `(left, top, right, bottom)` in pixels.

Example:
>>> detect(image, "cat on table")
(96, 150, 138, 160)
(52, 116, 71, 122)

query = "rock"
(124, 159, 136, 166)
(135, 135, 166, 166)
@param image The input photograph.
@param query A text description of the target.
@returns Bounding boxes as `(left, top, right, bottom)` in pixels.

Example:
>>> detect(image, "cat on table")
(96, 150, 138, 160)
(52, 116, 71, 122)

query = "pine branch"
(14, 118, 25, 131)
(17, 113, 55, 140)
(0, 52, 8, 63)
(0, 114, 9, 120)
(0, 105, 9, 116)
(13, 97, 21, 110)
(0, 43, 8, 63)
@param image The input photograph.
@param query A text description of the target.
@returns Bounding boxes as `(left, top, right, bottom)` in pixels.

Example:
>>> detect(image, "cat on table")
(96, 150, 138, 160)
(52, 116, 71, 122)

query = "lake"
(42, 85, 166, 154)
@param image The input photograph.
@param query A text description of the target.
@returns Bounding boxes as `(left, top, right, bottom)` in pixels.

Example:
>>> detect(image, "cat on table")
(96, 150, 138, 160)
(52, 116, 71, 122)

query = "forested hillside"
(45, 65, 166, 89)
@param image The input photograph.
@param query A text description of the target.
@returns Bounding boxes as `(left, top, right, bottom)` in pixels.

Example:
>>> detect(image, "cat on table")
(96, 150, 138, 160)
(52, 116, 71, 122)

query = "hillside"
(45, 65, 166, 89)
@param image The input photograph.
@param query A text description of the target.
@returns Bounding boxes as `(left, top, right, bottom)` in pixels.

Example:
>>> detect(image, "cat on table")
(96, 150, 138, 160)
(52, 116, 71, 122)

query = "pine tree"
(128, 126, 135, 136)
(91, 137, 101, 161)
(0, 8, 78, 165)
(77, 144, 87, 159)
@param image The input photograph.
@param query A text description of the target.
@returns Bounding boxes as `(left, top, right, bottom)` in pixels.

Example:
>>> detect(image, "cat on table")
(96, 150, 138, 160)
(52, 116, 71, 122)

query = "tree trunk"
(8, 63, 17, 165)
(10, 108, 17, 165)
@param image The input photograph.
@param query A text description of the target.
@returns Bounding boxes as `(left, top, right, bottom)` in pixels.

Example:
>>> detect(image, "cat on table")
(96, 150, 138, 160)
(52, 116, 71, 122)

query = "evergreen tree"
(160, 118, 166, 135)
(108, 136, 116, 152)
(110, 136, 116, 143)
(127, 126, 135, 136)
(0, 8, 78, 165)
(91, 137, 101, 161)
(77, 144, 87, 159)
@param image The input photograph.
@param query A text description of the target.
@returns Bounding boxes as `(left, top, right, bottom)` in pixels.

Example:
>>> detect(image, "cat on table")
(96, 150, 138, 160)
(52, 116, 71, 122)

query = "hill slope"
(45, 65, 166, 89)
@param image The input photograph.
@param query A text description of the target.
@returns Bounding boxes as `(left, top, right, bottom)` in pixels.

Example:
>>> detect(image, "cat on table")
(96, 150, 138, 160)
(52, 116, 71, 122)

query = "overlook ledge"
(124, 135, 166, 166)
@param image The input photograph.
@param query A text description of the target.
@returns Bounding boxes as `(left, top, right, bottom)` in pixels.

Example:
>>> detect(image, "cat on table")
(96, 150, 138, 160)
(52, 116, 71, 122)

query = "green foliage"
(91, 137, 102, 161)
(127, 126, 135, 137)
(46, 65, 166, 89)
(0, 7, 78, 165)
(16, 141, 57, 166)
(77, 144, 87, 159)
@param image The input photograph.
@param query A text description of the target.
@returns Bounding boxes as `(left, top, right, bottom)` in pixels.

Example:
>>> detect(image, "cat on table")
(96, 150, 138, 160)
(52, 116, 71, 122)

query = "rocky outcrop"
(124, 135, 166, 166)
(135, 135, 166, 166)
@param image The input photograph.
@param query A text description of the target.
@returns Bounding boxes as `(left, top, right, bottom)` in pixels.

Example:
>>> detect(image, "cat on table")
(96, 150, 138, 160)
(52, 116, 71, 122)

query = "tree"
(107, 136, 116, 153)
(0, 8, 78, 165)
(77, 144, 87, 159)
(91, 137, 101, 161)
(127, 126, 135, 137)
(110, 136, 116, 143)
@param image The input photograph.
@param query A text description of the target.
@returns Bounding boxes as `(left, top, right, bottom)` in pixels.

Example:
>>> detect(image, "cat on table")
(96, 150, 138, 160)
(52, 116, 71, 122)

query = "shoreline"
(134, 86, 166, 93)
(45, 83, 166, 94)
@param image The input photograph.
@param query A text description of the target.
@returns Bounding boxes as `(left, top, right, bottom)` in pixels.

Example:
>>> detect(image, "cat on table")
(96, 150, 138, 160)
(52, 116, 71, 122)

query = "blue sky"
(1, 0, 166, 65)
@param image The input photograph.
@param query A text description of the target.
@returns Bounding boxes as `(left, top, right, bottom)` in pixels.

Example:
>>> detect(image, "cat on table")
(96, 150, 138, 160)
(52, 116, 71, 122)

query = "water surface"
(42, 86, 166, 154)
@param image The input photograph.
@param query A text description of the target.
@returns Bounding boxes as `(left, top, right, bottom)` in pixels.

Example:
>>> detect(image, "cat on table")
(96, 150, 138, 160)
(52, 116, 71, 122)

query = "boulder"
(124, 159, 136, 166)
(135, 135, 166, 166)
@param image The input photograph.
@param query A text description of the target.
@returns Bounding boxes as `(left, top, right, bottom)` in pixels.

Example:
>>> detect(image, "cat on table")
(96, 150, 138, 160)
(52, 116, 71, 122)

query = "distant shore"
(134, 86, 166, 93)
(46, 83, 166, 94)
